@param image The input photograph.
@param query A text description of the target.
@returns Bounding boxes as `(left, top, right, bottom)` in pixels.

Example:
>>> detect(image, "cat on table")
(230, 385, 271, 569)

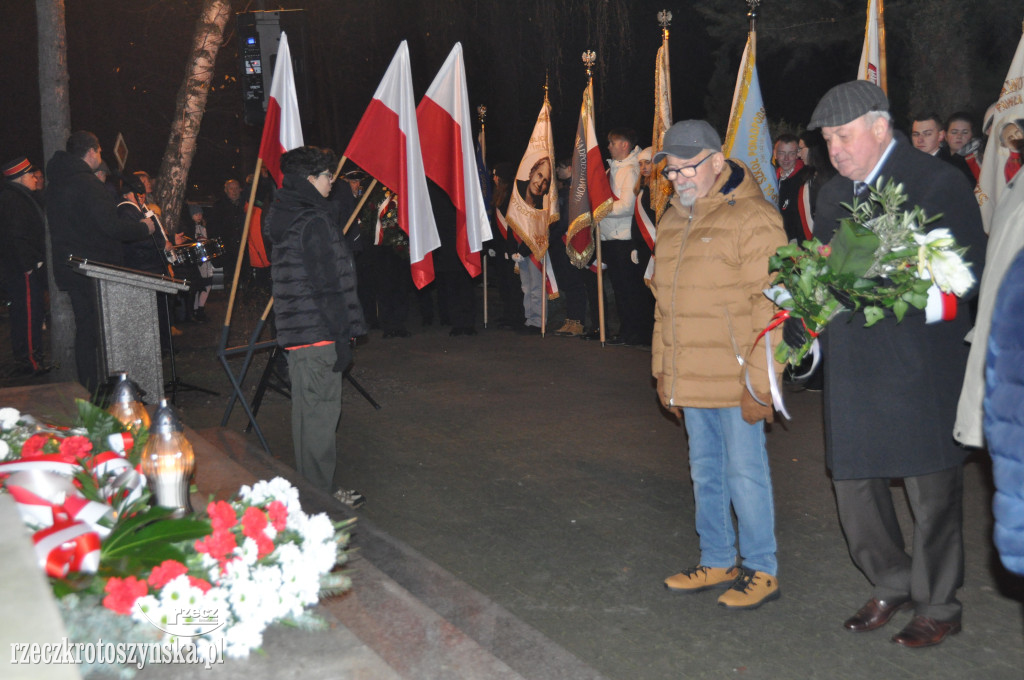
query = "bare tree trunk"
(36, 0, 75, 383)
(153, 0, 232, 233)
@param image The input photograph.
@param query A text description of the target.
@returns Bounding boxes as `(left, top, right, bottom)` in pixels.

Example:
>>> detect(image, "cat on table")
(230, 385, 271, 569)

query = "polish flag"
(258, 32, 303, 187)
(417, 43, 492, 277)
(345, 41, 440, 288)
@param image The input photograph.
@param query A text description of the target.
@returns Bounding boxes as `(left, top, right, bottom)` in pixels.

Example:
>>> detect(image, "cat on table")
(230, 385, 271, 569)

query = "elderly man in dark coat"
(803, 81, 986, 648)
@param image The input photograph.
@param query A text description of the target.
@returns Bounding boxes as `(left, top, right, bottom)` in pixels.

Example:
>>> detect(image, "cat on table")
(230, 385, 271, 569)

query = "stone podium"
(71, 257, 189, 403)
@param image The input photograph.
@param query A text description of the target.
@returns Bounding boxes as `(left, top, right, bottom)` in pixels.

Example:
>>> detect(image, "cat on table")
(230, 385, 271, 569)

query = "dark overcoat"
(814, 139, 987, 480)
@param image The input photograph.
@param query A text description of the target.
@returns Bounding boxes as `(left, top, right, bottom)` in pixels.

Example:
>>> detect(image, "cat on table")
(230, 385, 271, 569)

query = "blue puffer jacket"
(984, 246, 1024, 576)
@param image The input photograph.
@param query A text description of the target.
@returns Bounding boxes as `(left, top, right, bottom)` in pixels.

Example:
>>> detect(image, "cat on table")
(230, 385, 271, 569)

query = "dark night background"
(1, 1, 1020, 202)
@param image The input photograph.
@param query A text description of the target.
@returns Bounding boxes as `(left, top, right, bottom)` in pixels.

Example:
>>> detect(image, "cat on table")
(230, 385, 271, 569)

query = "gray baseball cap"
(808, 80, 889, 130)
(653, 120, 722, 163)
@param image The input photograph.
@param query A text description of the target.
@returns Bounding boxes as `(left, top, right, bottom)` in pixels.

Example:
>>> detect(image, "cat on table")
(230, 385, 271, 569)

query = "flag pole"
(747, 0, 760, 49)
(342, 179, 379, 235)
(582, 50, 606, 345)
(221, 157, 264, 329)
(331, 155, 349, 182)
(478, 104, 489, 328)
(541, 77, 550, 337)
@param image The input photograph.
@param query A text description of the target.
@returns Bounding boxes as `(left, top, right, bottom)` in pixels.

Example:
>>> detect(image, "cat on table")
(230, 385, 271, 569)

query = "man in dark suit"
(803, 81, 986, 648)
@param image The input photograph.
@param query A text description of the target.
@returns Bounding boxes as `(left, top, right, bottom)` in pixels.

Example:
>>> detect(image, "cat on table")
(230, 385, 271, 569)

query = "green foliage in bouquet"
(768, 178, 972, 366)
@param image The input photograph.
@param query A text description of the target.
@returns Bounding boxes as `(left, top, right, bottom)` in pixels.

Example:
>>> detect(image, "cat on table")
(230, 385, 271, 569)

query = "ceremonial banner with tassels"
(858, 0, 887, 94)
(651, 24, 674, 221)
(977, 24, 1024, 231)
(565, 82, 614, 267)
(505, 96, 558, 262)
(723, 34, 778, 204)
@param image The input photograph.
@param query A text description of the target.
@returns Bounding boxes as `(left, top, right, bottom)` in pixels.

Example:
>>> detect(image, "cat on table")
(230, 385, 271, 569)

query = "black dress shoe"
(891, 615, 961, 648)
(516, 324, 542, 335)
(449, 327, 476, 336)
(382, 329, 411, 339)
(580, 330, 601, 341)
(605, 335, 626, 346)
(843, 597, 912, 632)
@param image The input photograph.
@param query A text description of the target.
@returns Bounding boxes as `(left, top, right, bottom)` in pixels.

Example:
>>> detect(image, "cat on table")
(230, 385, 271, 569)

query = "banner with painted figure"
(977, 28, 1024, 232)
(723, 34, 777, 204)
(505, 96, 558, 261)
(651, 31, 674, 221)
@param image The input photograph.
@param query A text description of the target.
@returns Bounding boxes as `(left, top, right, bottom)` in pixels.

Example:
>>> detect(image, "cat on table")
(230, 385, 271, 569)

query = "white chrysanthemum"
(0, 439, 11, 461)
(223, 619, 266, 659)
(131, 594, 163, 625)
(263, 524, 278, 542)
(930, 249, 975, 296)
(238, 537, 261, 566)
(302, 513, 335, 545)
(245, 477, 301, 512)
(0, 407, 21, 430)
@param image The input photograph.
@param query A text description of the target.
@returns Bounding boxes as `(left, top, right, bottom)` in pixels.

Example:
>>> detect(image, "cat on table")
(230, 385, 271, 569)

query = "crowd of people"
(2, 74, 1023, 650)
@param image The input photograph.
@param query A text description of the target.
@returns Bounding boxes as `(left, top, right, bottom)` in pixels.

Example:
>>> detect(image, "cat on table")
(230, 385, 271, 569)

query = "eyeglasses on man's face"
(661, 153, 714, 180)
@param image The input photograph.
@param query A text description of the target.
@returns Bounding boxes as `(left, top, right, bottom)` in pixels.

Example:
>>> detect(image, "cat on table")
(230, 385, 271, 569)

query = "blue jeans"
(682, 406, 777, 575)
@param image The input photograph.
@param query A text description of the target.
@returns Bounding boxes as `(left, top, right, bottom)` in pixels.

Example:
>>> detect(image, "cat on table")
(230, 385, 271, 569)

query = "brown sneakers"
(553, 319, 584, 337)
(716, 568, 780, 610)
(664, 565, 738, 593)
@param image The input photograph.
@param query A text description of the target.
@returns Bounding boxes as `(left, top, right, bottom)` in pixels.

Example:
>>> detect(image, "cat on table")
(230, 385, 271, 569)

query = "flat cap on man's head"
(808, 80, 889, 130)
(653, 120, 722, 163)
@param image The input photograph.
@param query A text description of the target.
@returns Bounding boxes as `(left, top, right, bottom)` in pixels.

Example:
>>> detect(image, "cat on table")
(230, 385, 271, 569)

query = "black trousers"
(3, 266, 45, 369)
(833, 465, 964, 622)
(66, 280, 102, 393)
(602, 239, 649, 342)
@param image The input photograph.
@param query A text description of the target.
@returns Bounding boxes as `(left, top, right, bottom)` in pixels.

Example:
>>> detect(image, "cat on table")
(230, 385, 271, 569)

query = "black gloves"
(783, 317, 808, 349)
(333, 337, 353, 373)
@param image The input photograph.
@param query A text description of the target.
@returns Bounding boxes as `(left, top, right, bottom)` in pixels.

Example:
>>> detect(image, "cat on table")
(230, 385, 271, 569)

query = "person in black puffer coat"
(265, 146, 368, 504)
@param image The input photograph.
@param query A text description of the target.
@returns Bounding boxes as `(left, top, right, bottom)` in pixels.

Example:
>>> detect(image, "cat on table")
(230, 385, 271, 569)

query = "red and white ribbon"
(33, 521, 102, 578)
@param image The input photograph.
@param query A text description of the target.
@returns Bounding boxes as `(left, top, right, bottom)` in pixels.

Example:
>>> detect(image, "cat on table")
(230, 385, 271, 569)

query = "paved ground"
(3, 281, 1023, 679)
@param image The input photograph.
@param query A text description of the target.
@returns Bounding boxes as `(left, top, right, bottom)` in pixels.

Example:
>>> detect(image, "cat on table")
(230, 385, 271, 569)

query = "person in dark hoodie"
(265, 146, 368, 507)
(45, 131, 155, 392)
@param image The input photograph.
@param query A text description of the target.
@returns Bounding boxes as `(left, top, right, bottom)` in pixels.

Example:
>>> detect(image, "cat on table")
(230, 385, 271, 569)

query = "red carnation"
(102, 576, 148, 615)
(147, 560, 189, 590)
(267, 500, 288, 531)
(207, 500, 238, 532)
(58, 435, 93, 459)
(241, 506, 268, 540)
(21, 433, 54, 458)
(188, 576, 213, 593)
(195, 528, 238, 561)
(817, 244, 832, 257)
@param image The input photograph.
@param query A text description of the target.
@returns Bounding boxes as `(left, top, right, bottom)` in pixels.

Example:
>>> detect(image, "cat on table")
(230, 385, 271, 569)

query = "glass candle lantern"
(141, 398, 194, 517)
(107, 372, 150, 431)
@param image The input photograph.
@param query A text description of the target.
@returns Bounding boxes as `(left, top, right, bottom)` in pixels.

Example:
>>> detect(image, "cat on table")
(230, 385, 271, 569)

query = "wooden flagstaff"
(342, 179, 379, 235)
(478, 104, 489, 328)
(582, 50, 607, 345)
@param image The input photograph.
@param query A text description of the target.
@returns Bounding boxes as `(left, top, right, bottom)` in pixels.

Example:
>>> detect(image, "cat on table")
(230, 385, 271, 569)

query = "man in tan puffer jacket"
(652, 120, 786, 610)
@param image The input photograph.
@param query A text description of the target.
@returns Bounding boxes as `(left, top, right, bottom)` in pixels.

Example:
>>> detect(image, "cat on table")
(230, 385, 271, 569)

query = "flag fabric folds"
(344, 41, 440, 289)
(723, 34, 778, 204)
(651, 35, 673, 221)
(858, 0, 887, 94)
(417, 43, 492, 278)
(258, 32, 303, 188)
(505, 97, 559, 265)
(977, 29, 1024, 232)
(565, 82, 614, 268)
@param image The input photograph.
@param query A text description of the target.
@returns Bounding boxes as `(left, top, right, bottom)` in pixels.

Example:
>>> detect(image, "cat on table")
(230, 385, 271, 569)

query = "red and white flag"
(417, 43, 491, 278)
(857, 0, 887, 94)
(565, 82, 613, 268)
(258, 32, 303, 187)
(345, 41, 440, 288)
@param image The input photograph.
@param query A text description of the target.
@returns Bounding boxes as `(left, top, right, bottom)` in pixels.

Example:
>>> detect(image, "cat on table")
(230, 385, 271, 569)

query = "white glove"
(487, 248, 496, 258)
(511, 253, 523, 263)
(630, 250, 639, 265)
